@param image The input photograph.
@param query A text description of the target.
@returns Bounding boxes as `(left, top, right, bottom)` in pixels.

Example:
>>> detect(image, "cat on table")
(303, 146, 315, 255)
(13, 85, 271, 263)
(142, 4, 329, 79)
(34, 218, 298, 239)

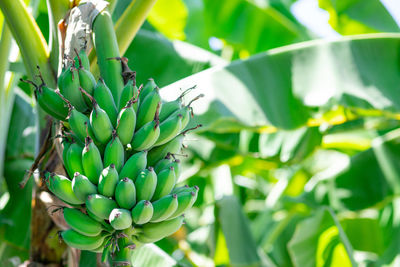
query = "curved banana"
(116, 99, 137, 145)
(86, 194, 118, 220)
(61, 229, 108, 250)
(119, 151, 147, 181)
(94, 79, 118, 127)
(154, 154, 172, 174)
(98, 164, 119, 197)
(147, 135, 183, 166)
(89, 102, 114, 144)
(131, 103, 161, 151)
(103, 131, 124, 172)
(159, 86, 195, 122)
(135, 167, 157, 201)
(64, 142, 85, 179)
(71, 172, 97, 202)
(153, 114, 182, 147)
(58, 66, 88, 112)
(139, 78, 157, 102)
(109, 208, 132, 230)
(63, 207, 103, 236)
(150, 194, 178, 222)
(169, 187, 199, 219)
(74, 48, 90, 70)
(119, 79, 140, 111)
(115, 178, 136, 209)
(45, 172, 83, 205)
(136, 216, 184, 243)
(82, 136, 104, 184)
(131, 200, 153, 225)
(68, 108, 94, 144)
(136, 88, 161, 129)
(152, 166, 176, 201)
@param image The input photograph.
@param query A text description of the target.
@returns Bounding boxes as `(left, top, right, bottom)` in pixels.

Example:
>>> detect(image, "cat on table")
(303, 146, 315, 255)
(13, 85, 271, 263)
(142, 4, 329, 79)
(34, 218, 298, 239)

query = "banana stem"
(115, 0, 157, 55)
(113, 236, 134, 266)
(0, 0, 56, 87)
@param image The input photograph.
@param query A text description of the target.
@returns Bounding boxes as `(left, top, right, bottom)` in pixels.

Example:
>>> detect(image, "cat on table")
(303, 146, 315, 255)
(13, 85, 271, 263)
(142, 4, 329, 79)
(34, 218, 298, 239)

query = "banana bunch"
(26, 37, 201, 263)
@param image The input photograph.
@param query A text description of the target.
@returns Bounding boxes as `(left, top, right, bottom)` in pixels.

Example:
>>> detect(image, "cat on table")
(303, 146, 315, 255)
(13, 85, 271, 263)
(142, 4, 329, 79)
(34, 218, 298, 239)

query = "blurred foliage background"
(1, 0, 400, 266)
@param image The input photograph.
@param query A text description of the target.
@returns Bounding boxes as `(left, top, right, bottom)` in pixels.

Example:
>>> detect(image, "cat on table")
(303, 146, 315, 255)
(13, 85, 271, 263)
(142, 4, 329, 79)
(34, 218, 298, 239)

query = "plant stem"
(0, 0, 56, 87)
(115, 0, 157, 55)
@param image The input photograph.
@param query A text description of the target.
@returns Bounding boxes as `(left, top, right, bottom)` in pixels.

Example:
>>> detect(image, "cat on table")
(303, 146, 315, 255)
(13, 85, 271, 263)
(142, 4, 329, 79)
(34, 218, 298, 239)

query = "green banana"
(153, 114, 183, 147)
(86, 194, 118, 220)
(119, 151, 147, 181)
(63, 207, 103, 236)
(58, 65, 88, 112)
(64, 142, 84, 178)
(169, 188, 199, 219)
(86, 93, 114, 144)
(71, 172, 97, 202)
(154, 154, 172, 174)
(108, 56, 136, 85)
(147, 124, 201, 166)
(135, 167, 157, 201)
(62, 137, 72, 167)
(168, 94, 203, 131)
(136, 216, 184, 243)
(98, 164, 119, 197)
(93, 10, 124, 105)
(131, 103, 161, 151)
(82, 136, 104, 184)
(61, 229, 108, 250)
(119, 79, 140, 111)
(159, 85, 195, 122)
(109, 208, 132, 230)
(150, 194, 178, 222)
(22, 76, 69, 120)
(115, 178, 136, 209)
(93, 79, 118, 127)
(103, 131, 124, 172)
(131, 200, 153, 225)
(139, 78, 157, 102)
(79, 71, 96, 107)
(152, 166, 176, 201)
(45, 173, 83, 205)
(136, 88, 161, 129)
(74, 48, 90, 70)
(116, 98, 137, 145)
(87, 208, 104, 222)
(164, 159, 181, 178)
(171, 185, 191, 194)
(68, 108, 94, 144)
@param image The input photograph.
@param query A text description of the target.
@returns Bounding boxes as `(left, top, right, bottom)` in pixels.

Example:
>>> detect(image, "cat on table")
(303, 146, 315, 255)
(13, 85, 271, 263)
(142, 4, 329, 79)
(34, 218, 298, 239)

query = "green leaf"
(162, 34, 400, 131)
(288, 208, 356, 267)
(319, 0, 399, 35)
(216, 196, 261, 267)
(131, 244, 177, 267)
(124, 29, 225, 87)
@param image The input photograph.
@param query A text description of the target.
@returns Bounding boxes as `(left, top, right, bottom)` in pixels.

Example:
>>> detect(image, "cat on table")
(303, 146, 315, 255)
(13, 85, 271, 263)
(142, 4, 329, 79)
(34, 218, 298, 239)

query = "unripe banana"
(147, 135, 182, 166)
(63, 207, 103, 236)
(64, 142, 85, 178)
(87, 208, 104, 222)
(98, 164, 119, 197)
(74, 48, 90, 70)
(119, 79, 140, 111)
(68, 108, 94, 144)
(86, 194, 118, 220)
(45, 173, 83, 205)
(78, 68, 96, 106)
(71, 172, 97, 202)
(131, 200, 153, 225)
(150, 194, 178, 222)
(168, 94, 203, 131)
(131, 103, 161, 151)
(89, 101, 114, 144)
(139, 78, 157, 101)
(91, 236, 112, 253)
(82, 136, 103, 184)
(153, 114, 183, 147)
(58, 66, 88, 112)
(115, 178, 136, 209)
(61, 229, 108, 250)
(103, 131, 124, 172)
(136, 88, 161, 129)
(137, 216, 184, 243)
(154, 154, 172, 174)
(93, 10, 124, 105)
(109, 208, 132, 230)
(171, 185, 192, 194)
(135, 167, 157, 201)
(94, 79, 118, 127)
(62, 138, 72, 166)
(164, 159, 181, 178)
(152, 166, 176, 201)
(119, 151, 147, 181)
(158, 86, 195, 122)
(169, 187, 199, 219)
(116, 99, 137, 145)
